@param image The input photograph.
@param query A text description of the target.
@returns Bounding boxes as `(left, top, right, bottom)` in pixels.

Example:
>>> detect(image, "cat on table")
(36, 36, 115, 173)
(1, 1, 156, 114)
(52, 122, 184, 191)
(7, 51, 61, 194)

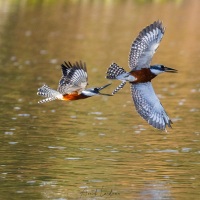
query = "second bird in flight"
(106, 20, 177, 131)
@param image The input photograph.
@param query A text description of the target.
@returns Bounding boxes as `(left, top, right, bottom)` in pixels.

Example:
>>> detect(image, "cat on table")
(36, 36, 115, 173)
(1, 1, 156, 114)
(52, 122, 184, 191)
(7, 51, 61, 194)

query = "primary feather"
(58, 61, 88, 95)
(130, 82, 172, 131)
(129, 20, 165, 70)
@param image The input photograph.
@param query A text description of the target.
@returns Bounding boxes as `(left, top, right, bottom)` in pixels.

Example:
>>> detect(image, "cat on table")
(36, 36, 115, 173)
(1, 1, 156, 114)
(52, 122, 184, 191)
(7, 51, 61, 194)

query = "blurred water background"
(0, 0, 199, 199)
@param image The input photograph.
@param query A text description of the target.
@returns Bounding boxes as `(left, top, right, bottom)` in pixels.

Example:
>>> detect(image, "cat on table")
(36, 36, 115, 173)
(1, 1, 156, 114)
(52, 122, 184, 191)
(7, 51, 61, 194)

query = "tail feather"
(38, 97, 57, 104)
(37, 84, 62, 104)
(106, 63, 127, 79)
(106, 63, 127, 95)
(112, 81, 126, 95)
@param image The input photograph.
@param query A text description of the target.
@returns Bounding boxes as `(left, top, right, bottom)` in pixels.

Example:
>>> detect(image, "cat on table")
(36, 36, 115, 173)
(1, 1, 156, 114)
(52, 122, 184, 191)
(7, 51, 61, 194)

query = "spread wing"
(130, 82, 172, 131)
(58, 61, 88, 95)
(129, 20, 165, 70)
(60, 61, 73, 76)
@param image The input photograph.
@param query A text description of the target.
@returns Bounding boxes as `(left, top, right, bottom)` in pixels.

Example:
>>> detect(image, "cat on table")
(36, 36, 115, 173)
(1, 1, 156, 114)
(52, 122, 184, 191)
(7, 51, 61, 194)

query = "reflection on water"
(139, 181, 171, 200)
(0, 0, 200, 199)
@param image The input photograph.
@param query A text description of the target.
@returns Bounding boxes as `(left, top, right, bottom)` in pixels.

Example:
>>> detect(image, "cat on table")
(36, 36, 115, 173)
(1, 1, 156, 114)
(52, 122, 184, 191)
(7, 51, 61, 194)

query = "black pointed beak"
(96, 83, 113, 96)
(98, 83, 111, 91)
(164, 67, 178, 73)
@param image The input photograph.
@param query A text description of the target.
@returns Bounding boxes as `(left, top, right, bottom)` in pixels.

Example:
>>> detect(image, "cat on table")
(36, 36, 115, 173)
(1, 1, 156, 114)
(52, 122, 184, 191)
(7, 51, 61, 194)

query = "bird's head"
(150, 65, 178, 75)
(82, 83, 112, 97)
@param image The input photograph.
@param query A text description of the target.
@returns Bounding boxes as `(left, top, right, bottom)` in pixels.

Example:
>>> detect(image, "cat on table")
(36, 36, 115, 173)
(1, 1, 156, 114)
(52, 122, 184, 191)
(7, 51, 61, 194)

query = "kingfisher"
(37, 61, 111, 103)
(106, 20, 177, 131)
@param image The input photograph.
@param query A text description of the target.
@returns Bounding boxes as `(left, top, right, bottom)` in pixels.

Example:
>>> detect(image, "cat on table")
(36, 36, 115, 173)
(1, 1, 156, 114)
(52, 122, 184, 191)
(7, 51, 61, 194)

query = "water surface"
(0, 0, 199, 199)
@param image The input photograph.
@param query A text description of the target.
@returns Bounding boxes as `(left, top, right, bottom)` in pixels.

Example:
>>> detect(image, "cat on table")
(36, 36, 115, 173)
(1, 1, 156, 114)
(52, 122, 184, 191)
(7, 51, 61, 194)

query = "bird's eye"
(161, 65, 165, 69)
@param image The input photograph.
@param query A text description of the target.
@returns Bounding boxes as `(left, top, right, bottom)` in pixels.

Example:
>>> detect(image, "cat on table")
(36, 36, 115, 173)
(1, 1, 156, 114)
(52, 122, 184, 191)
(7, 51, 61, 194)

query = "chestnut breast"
(63, 92, 89, 101)
(130, 68, 156, 83)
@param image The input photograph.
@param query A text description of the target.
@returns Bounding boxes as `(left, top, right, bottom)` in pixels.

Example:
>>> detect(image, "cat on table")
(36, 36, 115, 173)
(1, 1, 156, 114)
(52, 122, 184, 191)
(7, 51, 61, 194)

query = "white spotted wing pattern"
(129, 20, 165, 70)
(130, 82, 172, 131)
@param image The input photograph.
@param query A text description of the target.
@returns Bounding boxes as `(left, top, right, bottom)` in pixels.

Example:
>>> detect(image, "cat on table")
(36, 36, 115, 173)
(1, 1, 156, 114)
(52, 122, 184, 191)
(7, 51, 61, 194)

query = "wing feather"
(130, 82, 172, 131)
(58, 61, 88, 94)
(61, 61, 73, 76)
(129, 20, 165, 70)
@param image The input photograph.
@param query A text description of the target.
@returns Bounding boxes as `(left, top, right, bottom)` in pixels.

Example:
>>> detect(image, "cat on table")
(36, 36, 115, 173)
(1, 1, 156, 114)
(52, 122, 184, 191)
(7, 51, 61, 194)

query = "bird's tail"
(106, 63, 127, 95)
(106, 63, 127, 79)
(112, 81, 127, 95)
(37, 85, 63, 103)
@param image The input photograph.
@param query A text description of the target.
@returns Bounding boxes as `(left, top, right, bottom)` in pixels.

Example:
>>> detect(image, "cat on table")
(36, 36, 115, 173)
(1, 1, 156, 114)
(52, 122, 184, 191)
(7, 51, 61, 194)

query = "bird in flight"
(37, 61, 111, 103)
(106, 20, 177, 131)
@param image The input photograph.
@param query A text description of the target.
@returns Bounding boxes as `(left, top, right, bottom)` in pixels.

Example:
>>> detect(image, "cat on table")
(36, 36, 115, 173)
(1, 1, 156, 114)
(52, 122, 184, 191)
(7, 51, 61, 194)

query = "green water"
(0, 0, 199, 199)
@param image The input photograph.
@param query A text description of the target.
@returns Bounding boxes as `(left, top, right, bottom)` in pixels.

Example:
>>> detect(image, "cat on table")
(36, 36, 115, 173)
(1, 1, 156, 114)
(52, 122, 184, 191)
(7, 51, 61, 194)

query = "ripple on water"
(48, 146, 66, 150)
(24, 60, 31, 65)
(178, 98, 186, 106)
(94, 117, 107, 120)
(27, 180, 36, 184)
(94, 148, 103, 151)
(40, 49, 47, 55)
(190, 108, 199, 112)
(134, 130, 141, 134)
(156, 149, 179, 153)
(181, 147, 192, 153)
(49, 59, 57, 64)
(16, 191, 24, 194)
(18, 113, 30, 117)
(65, 157, 82, 160)
(70, 115, 77, 119)
(8, 142, 18, 145)
(40, 181, 57, 186)
(89, 179, 103, 183)
(109, 150, 119, 153)
(98, 133, 106, 136)
(14, 107, 21, 110)
(190, 88, 200, 93)
(88, 112, 102, 115)
(171, 117, 182, 122)
(78, 132, 86, 136)
(4, 131, 14, 135)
